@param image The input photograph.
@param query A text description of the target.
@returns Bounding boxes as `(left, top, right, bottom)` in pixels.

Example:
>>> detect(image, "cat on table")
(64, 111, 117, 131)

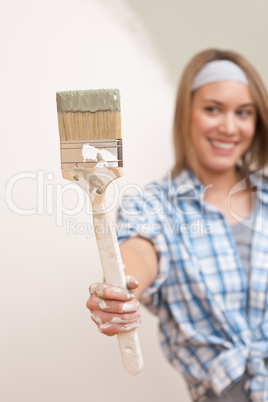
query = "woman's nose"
(219, 112, 237, 135)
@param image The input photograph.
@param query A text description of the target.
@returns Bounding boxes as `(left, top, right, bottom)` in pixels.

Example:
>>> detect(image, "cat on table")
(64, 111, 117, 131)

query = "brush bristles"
(57, 111, 121, 141)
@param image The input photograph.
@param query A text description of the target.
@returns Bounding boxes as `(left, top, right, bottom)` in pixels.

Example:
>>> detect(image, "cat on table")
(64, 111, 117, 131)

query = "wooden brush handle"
(92, 196, 143, 375)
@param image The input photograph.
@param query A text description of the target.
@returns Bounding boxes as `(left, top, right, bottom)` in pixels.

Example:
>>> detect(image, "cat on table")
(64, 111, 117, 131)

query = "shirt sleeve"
(116, 187, 171, 314)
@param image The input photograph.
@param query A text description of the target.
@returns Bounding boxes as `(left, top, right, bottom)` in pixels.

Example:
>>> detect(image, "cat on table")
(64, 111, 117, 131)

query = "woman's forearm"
(120, 237, 158, 300)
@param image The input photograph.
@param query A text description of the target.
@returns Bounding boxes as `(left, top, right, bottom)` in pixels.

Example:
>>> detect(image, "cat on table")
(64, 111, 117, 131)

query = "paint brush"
(56, 89, 143, 375)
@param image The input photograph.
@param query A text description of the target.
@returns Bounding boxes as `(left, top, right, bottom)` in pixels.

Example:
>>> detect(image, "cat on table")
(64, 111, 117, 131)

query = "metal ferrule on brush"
(60, 139, 123, 169)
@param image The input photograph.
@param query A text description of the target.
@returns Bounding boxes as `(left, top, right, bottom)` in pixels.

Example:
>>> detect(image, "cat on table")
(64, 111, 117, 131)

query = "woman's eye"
(205, 106, 219, 114)
(237, 109, 250, 116)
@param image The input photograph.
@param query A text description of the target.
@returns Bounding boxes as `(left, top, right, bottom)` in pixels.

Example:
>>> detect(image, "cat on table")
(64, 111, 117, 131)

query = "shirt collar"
(172, 168, 268, 205)
(249, 171, 268, 204)
(172, 168, 205, 198)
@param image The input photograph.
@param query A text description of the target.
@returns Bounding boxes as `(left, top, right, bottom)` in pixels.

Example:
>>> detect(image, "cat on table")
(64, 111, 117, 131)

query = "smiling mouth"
(209, 139, 237, 150)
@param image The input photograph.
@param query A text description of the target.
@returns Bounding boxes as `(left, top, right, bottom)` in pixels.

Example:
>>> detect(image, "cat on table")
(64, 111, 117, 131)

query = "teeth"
(210, 140, 236, 150)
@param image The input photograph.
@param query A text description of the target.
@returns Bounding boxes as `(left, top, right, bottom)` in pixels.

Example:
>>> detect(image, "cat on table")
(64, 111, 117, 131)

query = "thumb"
(126, 275, 139, 290)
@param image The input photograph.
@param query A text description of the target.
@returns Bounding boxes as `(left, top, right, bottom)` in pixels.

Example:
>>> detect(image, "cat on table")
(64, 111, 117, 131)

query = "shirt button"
(227, 247, 234, 254)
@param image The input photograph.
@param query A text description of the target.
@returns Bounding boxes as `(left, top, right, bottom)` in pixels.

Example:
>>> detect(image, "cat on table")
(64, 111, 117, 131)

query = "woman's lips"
(208, 139, 237, 153)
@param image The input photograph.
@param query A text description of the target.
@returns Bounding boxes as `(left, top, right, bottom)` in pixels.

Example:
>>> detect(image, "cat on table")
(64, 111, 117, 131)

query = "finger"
(90, 283, 135, 301)
(87, 294, 139, 314)
(98, 319, 142, 336)
(90, 309, 141, 326)
(126, 275, 139, 290)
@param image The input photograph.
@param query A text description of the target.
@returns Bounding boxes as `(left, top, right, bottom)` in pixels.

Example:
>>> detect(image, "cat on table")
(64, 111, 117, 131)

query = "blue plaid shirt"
(117, 168, 268, 402)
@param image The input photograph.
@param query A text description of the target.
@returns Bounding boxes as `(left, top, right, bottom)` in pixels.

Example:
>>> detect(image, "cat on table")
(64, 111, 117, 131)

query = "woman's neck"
(195, 167, 252, 225)
(198, 167, 245, 196)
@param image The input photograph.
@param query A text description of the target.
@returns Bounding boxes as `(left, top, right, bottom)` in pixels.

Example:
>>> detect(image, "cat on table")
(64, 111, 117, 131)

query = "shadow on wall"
(104, 0, 268, 86)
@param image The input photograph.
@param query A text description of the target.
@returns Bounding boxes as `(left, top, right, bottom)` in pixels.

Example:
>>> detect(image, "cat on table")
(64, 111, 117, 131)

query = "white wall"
(2, 1, 268, 401)
(1, 1, 182, 401)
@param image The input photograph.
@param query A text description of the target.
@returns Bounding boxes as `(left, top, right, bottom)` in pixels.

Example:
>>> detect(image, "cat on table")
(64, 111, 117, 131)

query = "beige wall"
(2, 0, 268, 401)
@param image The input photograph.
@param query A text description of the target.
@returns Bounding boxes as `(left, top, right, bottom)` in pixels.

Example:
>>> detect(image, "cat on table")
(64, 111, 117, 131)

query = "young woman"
(86, 49, 268, 401)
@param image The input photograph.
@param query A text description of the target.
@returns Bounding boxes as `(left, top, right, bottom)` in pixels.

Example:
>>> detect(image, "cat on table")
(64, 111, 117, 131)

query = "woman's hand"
(86, 275, 141, 336)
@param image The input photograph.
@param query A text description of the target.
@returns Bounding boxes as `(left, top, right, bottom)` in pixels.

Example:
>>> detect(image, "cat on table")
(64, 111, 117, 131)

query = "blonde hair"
(172, 48, 268, 176)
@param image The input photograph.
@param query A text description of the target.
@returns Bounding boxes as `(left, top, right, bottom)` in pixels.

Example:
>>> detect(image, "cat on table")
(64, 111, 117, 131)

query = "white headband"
(191, 60, 249, 91)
